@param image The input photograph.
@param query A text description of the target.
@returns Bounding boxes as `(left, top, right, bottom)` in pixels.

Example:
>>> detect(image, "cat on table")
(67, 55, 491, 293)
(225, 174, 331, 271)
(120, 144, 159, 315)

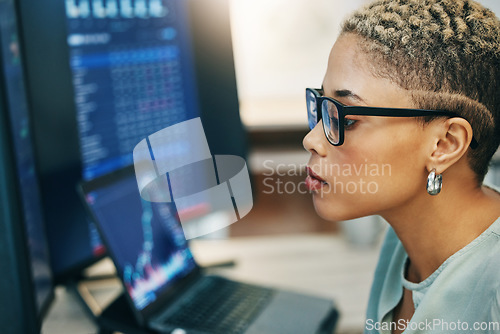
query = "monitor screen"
(64, 0, 200, 181)
(0, 0, 53, 317)
(83, 170, 198, 311)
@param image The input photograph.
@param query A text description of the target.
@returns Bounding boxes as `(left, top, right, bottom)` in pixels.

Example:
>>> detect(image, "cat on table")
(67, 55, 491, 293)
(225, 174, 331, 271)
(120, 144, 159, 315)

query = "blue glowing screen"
(64, 0, 200, 181)
(84, 173, 197, 310)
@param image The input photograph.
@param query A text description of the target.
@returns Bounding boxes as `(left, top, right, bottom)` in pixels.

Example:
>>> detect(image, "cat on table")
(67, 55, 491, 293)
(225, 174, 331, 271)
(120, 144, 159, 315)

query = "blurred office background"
(0, 0, 499, 334)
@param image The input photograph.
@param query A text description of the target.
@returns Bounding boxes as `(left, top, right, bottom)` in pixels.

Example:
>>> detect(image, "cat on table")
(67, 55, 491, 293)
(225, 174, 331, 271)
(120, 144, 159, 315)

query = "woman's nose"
(303, 121, 328, 157)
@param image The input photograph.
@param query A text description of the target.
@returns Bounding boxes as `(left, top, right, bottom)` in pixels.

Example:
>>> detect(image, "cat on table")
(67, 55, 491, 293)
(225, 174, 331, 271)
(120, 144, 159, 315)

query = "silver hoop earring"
(427, 169, 442, 196)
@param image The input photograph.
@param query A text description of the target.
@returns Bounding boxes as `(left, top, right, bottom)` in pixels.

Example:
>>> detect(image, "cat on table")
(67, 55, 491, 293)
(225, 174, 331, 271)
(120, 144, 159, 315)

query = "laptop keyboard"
(161, 276, 275, 334)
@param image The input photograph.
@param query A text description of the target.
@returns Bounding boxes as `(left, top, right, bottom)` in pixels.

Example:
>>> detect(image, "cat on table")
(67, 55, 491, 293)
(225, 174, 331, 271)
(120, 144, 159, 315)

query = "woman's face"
(303, 33, 434, 221)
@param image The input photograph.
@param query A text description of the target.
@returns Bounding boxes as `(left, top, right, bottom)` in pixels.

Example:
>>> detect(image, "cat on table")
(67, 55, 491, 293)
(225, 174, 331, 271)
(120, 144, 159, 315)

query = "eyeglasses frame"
(306, 88, 478, 149)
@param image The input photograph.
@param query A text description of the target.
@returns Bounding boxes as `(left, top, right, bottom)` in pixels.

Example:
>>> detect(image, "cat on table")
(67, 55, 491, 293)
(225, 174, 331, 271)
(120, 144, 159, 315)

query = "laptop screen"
(82, 169, 198, 310)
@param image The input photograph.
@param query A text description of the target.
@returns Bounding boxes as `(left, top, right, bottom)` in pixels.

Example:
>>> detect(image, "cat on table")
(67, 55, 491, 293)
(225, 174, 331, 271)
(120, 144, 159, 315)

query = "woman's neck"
(380, 178, 500, 283)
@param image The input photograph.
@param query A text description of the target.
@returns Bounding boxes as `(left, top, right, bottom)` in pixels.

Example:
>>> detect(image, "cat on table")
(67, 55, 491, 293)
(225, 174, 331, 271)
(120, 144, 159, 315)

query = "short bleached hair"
(342, 0, 500, 181)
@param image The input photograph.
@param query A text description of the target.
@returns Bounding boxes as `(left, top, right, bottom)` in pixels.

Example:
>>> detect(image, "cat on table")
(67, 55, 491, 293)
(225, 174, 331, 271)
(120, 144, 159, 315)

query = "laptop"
(80, 165, 338, 334)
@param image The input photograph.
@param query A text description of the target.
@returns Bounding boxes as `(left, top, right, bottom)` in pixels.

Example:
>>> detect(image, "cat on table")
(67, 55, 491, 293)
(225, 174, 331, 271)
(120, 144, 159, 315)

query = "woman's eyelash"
(344, 118, 358, 128)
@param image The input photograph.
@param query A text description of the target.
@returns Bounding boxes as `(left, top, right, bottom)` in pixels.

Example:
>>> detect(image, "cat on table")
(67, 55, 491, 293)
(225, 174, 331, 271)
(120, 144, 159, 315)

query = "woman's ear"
(426, 117, 474, 174)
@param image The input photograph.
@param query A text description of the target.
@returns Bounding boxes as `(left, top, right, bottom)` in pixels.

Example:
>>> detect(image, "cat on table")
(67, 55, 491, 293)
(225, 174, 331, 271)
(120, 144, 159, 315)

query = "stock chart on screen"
(85, 174, 197, 310)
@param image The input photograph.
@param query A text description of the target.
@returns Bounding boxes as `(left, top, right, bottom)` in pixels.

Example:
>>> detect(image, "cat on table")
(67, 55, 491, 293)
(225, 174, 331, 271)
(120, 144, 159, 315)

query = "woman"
(302, 0, 500, 333)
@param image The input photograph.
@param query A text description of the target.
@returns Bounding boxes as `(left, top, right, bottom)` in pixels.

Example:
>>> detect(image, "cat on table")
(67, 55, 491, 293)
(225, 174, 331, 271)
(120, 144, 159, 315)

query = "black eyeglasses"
(306, 88, 478, 148)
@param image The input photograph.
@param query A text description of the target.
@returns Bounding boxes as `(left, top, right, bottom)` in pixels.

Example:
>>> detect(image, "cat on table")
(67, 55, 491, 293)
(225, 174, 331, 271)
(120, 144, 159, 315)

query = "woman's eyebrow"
(321, 84, 367, 104)
(333, 89, 366, 103)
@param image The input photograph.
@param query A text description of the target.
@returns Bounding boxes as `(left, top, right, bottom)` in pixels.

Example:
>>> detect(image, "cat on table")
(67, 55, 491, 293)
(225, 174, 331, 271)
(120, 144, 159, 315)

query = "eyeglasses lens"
(322, 100, 340, 145)
(307, 90, 318, 130)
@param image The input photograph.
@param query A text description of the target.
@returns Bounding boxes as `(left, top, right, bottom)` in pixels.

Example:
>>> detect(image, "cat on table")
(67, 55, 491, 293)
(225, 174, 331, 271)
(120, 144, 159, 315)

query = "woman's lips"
(305, 167, 327, 192)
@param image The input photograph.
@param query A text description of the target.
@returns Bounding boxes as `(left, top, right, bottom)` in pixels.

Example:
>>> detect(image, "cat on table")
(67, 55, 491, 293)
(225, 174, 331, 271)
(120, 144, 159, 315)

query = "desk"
(42, 233, 383, 334)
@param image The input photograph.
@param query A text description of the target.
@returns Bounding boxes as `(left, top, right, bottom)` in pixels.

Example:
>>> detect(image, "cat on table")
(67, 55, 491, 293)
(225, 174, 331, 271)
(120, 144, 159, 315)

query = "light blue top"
(364, 190, 500, 333)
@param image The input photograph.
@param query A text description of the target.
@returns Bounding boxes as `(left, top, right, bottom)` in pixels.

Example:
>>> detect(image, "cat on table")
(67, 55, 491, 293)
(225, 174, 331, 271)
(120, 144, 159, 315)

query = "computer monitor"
(18, 0, 246, 281)
(0, 0, 54, 331)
